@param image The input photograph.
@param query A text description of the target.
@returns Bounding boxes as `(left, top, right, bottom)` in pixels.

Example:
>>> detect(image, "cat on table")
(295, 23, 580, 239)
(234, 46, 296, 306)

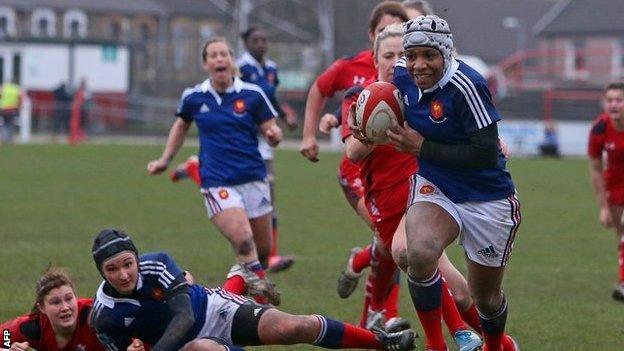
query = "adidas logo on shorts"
(477, 245, 499, 258)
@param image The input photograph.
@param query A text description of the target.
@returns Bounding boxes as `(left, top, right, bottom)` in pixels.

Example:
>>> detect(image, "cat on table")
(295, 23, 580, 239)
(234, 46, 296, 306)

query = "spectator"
(0, 77, 23, 144)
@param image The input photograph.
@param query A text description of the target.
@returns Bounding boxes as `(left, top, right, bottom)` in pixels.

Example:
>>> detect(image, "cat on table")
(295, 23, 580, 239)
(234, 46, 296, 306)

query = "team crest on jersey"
(152, 287, 165, 301)
(219, 189, 229, 199)
(419, 185, 435, 195)
(233, 100, 246, 116)
(429, 100, 446, 123)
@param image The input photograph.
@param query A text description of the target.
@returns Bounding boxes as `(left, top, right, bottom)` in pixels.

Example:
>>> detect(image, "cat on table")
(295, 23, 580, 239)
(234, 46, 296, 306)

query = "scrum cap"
(92, 229, 138, 271)
(403, 15, 454, 75)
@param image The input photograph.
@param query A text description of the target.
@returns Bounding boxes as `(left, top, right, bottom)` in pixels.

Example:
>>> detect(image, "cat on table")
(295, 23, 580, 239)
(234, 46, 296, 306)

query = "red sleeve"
(0, 315, 35, 346)
(341, 86, 364, 141)
(316, 58, 350, 98)
(588, 117, 607, 158)
(76, 298, 107, 351)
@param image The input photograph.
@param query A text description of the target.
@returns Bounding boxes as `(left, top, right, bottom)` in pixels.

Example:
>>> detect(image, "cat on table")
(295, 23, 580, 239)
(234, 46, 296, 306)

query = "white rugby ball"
(355, 81, 404, 144)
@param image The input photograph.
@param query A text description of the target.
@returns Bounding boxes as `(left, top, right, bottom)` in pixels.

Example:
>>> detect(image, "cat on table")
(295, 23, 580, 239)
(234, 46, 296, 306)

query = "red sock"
(340, 322, 382, 349)
(408, 272, 446, 350)
(186, 160, 201, 186)
(384, 279, 400, 319)
(246, 261, 266, 279)
(270, 227, 279, 257)
(370, 252, 397, 312)
(618, 242, 624, 283)
(222, 275, 245, 295)
(460, 303, 483, 334)
(483, 333, 504, 351)
(360, 274, 373, 327)
(501, 334, 516, 351)
(441, 278, 467, 336)
(352, 244, 372, 273)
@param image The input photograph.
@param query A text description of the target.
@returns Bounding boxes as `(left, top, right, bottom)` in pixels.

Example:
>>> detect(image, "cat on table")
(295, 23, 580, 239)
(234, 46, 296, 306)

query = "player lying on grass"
(89, 229, 417, 351)
(0, 268, 105, 351)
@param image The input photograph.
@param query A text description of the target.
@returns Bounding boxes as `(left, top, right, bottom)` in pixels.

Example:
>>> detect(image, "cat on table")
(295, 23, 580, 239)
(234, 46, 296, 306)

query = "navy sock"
(479, 296, 508, 335)
(407, 270, 442, 311)
(312, 315, 345, 349)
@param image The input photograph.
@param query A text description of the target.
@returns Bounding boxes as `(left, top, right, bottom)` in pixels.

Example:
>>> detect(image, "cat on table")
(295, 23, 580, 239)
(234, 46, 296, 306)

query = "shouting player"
(148, 37, 281, 305)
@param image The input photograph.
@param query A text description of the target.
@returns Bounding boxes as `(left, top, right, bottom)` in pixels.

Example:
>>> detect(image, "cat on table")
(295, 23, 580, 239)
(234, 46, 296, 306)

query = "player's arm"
(152, 287, 195, 351)
(92, 313, 133, 351)
(300, 81, 328, 161)
(147, 118, 191, 175)
(420, 124, 500, 168)
(260, 118, 283, 147)
(589, 156, 613, 228)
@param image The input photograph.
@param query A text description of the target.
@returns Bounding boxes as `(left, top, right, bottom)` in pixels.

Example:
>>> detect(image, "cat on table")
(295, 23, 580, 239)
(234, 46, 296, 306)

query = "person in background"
(0, 77, 23, 144)
(237, 26, 296, 273)
(588, 82, 624, 301)
(0, 268, 105, 351)
(148, 37, 282, 305)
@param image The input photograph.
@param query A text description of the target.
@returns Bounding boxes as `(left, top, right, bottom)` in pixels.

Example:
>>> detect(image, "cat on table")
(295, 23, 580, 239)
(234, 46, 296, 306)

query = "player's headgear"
(92, 229, 138, 271)
(403, 15, 454, 75)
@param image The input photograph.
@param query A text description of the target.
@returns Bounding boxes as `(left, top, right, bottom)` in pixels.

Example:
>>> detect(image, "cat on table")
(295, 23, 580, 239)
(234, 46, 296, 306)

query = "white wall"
(499, 120, 591, 157)
(22, 44, 69, 90)
(74, 45, 129, 92)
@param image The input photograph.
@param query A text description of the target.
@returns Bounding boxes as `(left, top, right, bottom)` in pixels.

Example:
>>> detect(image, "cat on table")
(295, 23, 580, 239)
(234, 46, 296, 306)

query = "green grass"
(1, 145, 623, 350)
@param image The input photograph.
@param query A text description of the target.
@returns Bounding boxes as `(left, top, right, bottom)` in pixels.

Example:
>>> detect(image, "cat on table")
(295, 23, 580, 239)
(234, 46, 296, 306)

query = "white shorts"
(195, 288, 252, 345)
(407, 175, 521, 267)
(201, 180, 272, 219)
(257, 137, 274, 161)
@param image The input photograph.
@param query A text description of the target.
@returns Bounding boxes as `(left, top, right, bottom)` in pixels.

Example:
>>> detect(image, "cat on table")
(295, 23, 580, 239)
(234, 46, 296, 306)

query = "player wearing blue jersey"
(90, 229, 417, 351)
(237, 27, 296, 274)
(147, 37, 282, 306)
(387, 16, 520, 351)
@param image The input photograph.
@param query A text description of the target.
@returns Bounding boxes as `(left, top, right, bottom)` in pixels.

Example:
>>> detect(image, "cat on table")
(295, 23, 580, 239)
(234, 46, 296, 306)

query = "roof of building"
(0, 0, 167, 15)
(534, 0, 624, 37)
(148, 0, 227, 18)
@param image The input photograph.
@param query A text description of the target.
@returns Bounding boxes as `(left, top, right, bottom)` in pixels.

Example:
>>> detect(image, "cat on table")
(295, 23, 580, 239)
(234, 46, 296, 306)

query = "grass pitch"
(0, 144, 622, 350)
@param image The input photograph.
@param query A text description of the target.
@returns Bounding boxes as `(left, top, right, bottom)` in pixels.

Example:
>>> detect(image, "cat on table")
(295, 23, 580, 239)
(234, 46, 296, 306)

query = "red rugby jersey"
(588, 113, 624, 192)
(341, 81, 418, 194)
(0, 298, 105, 351)
(316, 50, 376, 98)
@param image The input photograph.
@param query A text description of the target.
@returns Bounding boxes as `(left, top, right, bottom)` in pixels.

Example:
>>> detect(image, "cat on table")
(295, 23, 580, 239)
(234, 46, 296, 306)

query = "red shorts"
(338, 155, 364, 204)
(608, 187, 624, 206)
(365, 179, 410, 250)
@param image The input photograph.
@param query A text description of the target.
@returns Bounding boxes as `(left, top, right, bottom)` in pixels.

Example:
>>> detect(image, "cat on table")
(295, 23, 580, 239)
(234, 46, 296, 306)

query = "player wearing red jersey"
(0, 268, 105, 351)
(301, 1, 409, 331)
(588, 82, 624, 301)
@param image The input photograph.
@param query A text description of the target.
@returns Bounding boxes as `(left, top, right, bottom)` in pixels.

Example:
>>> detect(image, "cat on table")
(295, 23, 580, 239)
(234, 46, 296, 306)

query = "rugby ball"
(355, 81, 404, 144)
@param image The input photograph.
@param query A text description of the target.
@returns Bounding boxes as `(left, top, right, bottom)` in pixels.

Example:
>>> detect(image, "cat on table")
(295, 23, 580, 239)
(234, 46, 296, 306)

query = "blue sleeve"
(239, 65, 253, 83)
(454, 78, 501, 134)
(252, 91, 278, 125)
(140, 252, 187, 293)
(175, 89, 195, 123)
(92, 309, 132, 351)
(393, 57, 420, 121)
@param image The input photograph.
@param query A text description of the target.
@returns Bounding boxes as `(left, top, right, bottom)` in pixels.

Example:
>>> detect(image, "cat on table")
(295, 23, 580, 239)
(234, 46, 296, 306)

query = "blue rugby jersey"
(91, 252, 208, 351)
(393, 57, 514, 203)
(237, 51, 280, 109)
(176, 77, 278, 187)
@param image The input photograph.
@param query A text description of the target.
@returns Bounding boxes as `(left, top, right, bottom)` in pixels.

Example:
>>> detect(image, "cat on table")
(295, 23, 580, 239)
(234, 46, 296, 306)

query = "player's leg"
(438, 252, 481, 334)
(264, 158, 295, 273)
(609, 205, 624, 301)
(183, 338, 245, 351)
(250, 308, 416, 350)
(460, 195, 521, 351)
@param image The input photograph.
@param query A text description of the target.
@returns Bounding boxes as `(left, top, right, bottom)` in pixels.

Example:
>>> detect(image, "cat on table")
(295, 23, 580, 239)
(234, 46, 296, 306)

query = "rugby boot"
(612, 283, 624, 302)
(337, 247, 364, 298)
(373, 326, 417, 351)
(268, 254, 295, 273)
(365, 308, 386, 331)
(385, 317, 411, 333)
(454, 330, 483, 351)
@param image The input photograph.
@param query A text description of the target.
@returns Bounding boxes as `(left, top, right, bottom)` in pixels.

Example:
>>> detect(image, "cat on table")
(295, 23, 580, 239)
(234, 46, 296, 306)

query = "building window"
(0, 6, 17, 37)
(140, 23, 150, 41)
(63, 9, 87, 38)
(31, 8, 57, 37)
(172, 24, 186, 70)
(110, 21, 121, 39)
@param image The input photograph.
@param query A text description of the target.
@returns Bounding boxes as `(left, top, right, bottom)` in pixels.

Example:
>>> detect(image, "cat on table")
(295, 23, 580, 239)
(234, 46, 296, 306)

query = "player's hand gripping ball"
(355, 81, 404, 144)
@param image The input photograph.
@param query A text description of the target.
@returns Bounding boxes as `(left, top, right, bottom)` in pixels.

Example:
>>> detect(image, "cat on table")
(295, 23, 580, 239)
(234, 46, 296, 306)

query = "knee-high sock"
(370, 247, 397, 313)
(479, 296, 508, 351)
(360, 273, 373, 328)
(384, 271, 401, 319)
(408, 270, 446, 350)
(270, 225, 279, 257)
(440, 278, 467, 335)
(312, 315, 382, 349)
(618, 241, 624, 283)
(460, 302, 483, 334)
(353, 244, 373, 273)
